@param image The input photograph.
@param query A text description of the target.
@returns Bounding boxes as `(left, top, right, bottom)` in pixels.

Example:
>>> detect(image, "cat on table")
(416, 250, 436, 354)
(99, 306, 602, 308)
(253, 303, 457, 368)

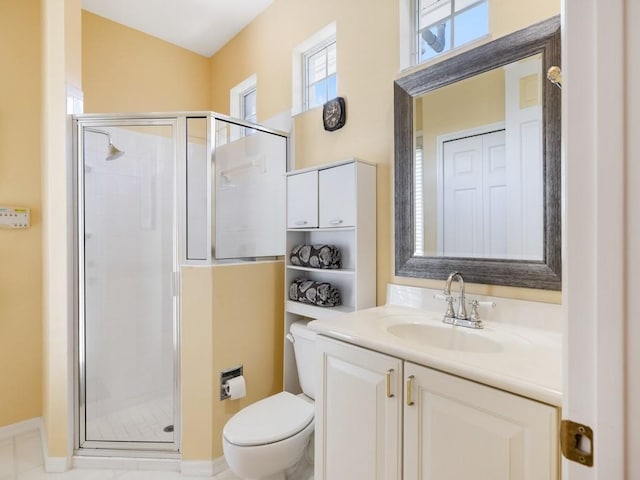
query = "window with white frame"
(304, 38, 337, 111)
(230, 74, 257, 140)
(242, 87, 257, 124)
(415, 0, 488, 64)
(292, 22, 337, 115)
(242, 87, 257, 135)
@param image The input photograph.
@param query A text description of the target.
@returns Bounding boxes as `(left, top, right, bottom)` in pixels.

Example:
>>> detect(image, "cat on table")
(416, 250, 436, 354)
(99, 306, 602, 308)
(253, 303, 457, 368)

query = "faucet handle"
(469, 300, 481, 321)
(433, 293, 452, 301)
(433, 294, 455, 317)
(469, 299, 496, 321)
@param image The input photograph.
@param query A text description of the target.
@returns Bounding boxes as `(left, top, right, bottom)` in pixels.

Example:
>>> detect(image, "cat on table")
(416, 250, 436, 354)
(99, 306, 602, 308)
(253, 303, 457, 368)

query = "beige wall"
(181, 266, 215, 461)
(209, 0, 561, 305)
(491, 0, 559, 39)
(65, 0, 82, 89)
(0, 0, 43, 428)
(182, 262, 284, 459)
(81, 11, 212, 113)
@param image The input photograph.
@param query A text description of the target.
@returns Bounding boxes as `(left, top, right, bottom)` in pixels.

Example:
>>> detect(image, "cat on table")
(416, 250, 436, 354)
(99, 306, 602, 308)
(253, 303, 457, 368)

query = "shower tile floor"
(86, 396, 173, 443)
(1, 429, 314, 480)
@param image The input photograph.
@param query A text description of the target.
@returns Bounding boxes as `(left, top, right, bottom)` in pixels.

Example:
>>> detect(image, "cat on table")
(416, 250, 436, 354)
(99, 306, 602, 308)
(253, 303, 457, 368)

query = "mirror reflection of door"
(441, 129, 506, 257)
(418, 53, 543, 261)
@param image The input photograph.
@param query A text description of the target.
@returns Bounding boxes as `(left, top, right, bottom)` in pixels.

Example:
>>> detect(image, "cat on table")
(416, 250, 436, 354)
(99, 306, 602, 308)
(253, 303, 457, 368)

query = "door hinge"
(560, 419, 594, 467)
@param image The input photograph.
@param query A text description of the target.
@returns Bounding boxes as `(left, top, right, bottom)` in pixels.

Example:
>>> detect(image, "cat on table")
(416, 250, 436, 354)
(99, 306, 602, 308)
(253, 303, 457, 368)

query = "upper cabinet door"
(287, 170, 318, 228)
(319, 163, 356, 228)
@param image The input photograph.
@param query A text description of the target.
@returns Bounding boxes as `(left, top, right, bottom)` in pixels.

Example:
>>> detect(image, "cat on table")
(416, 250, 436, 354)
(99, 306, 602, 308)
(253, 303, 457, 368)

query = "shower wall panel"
(213, 119, 286, 259)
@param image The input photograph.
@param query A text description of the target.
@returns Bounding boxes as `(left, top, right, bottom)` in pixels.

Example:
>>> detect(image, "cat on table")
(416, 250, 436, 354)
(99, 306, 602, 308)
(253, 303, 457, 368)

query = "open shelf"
(286, 300, 355, 319)
(286, 265, 355, 276)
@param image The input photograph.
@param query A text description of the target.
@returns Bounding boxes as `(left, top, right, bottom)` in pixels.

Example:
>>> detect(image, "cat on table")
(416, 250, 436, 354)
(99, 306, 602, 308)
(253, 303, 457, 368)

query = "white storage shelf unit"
(284, 159, 376, 392)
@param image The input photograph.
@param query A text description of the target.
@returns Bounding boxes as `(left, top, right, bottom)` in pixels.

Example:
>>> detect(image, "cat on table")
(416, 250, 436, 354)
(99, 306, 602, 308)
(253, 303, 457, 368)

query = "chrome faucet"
(441, 272, 484, 329)
(444, 271, 467, 320)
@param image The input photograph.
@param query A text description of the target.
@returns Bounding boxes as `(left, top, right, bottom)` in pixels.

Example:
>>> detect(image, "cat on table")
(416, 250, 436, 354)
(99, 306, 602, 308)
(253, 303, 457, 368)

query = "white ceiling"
(82, 0, 274, 57)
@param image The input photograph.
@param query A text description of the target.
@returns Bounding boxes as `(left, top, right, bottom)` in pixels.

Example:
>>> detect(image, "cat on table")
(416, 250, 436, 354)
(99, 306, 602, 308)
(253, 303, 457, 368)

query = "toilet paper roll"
(226, 375, 246, 400)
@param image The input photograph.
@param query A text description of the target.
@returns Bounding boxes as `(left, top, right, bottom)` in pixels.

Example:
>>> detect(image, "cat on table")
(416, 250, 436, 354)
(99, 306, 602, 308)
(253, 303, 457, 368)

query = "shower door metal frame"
(73, 115, 184, 456)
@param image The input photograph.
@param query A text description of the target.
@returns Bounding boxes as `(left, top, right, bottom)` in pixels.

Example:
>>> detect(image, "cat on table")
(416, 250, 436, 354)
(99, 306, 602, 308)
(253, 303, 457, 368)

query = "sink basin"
(386, 323, 503, 353)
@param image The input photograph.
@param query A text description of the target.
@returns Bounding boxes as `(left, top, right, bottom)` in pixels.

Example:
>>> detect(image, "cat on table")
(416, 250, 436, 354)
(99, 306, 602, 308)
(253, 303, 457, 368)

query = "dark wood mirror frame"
(394, 15, 561, 290)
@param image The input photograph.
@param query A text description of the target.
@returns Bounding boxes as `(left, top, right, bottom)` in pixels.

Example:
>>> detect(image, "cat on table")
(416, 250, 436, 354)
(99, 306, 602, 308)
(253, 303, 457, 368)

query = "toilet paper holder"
(220, 365, 243, 400)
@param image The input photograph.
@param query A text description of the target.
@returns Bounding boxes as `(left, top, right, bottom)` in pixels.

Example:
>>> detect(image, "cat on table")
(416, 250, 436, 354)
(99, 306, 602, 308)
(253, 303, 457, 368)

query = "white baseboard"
(181, 456, 228, 477)
(0, 417, 42, 441)
(0, 417, 70, 473)
(211, 456, 229, 475)
(40, 422, 70, 473)
(44, 456, 69, 473)
(73, 455, 180, 471)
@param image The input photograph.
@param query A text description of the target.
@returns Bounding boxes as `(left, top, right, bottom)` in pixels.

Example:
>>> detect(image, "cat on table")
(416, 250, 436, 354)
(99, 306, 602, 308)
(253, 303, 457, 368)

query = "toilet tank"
(289, 321, 317, 400)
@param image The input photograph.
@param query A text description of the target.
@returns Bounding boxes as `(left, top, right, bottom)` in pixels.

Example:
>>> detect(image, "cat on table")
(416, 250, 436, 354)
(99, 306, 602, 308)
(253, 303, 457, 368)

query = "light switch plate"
(0, 207, 30, 229)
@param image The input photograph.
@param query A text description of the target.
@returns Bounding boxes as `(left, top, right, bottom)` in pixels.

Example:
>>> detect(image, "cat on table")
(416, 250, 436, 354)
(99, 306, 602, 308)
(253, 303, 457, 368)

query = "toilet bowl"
(222, 321, 317, 480)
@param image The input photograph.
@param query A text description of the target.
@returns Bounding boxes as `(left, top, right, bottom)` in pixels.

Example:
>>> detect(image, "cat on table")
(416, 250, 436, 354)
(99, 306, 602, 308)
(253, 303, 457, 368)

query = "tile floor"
(85, 396, 173, 443)
(0, 430, 314, 480)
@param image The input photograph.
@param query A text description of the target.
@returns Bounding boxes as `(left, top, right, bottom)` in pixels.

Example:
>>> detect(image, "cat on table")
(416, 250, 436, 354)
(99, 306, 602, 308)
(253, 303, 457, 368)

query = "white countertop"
(308, 304, 563, 407)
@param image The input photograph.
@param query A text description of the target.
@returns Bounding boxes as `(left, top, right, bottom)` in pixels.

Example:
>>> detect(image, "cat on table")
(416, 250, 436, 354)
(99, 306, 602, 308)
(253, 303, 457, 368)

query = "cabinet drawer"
(287, 170, 318, 228)
(319, 163, 356, 228)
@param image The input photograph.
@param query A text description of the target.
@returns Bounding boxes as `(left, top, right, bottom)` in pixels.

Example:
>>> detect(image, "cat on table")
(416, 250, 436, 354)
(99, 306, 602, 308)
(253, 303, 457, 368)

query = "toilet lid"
(223, 392, 314, 446)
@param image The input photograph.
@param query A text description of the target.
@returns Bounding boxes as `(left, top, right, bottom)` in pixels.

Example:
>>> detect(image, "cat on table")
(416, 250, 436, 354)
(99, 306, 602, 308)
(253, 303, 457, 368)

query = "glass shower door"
(79, 121, 179, 452)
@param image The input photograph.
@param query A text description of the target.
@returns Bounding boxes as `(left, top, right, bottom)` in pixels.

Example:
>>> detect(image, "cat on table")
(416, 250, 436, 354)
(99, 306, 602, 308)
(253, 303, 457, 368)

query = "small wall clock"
(322, 97, 346, 131)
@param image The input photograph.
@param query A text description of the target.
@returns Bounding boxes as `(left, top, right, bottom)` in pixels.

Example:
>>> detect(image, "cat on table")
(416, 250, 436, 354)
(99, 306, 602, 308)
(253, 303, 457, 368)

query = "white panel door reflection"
(440, 124, 542, 260)
(441, 130, 506, 258)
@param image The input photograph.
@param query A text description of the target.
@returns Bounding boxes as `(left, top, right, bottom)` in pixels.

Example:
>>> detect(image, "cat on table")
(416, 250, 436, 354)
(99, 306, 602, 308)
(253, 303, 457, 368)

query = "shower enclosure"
(73, 113, 287, 455)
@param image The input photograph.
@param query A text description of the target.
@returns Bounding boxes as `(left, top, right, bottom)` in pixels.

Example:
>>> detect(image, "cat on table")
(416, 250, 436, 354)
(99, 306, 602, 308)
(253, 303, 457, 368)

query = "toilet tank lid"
(223, 391, 314, 446)
(290, 320, 316, 340)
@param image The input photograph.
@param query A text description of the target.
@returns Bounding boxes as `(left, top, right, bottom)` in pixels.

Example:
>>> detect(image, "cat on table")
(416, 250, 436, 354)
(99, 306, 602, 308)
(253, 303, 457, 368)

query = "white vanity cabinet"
(315, 335, 403, 480)
(404, 362, 559, 480)
(316, 337, 559, 480)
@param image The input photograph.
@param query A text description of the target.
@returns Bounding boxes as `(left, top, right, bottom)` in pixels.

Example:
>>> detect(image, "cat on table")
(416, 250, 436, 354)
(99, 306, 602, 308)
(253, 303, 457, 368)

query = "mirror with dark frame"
(394, 16, 561, 290)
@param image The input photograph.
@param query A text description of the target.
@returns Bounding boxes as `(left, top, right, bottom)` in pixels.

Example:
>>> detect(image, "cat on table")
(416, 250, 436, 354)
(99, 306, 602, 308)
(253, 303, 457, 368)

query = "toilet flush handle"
(286, 333, 295, 344)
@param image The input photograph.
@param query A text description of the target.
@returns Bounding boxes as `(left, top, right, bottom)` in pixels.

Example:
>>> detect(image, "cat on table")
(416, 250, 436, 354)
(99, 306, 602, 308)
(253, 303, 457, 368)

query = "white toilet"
(222, 321, 317, 480)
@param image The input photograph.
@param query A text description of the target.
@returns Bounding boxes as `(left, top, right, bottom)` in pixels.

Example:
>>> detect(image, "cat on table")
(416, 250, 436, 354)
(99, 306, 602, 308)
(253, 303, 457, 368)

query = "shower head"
(106, 140, 125, 161)
(85, 127, 126, 161)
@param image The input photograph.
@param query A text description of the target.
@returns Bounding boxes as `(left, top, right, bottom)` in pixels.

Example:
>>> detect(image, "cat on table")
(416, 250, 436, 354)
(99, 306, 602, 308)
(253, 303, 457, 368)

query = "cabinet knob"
(294, 220, 308, 226)
(329, 219, 344, 225)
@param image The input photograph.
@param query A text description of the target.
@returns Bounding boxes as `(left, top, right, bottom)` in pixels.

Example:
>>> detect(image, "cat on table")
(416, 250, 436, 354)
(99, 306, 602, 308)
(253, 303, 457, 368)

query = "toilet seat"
(223, 392, 314, 447)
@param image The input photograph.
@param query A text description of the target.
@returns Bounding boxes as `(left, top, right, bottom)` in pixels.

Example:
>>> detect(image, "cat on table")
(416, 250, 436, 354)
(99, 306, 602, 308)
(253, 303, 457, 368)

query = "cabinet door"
(319, 163, 356, 228)
(316, 336, 402, 480)
(404, 362, 558, 480)
(287, 171, 318, 228)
